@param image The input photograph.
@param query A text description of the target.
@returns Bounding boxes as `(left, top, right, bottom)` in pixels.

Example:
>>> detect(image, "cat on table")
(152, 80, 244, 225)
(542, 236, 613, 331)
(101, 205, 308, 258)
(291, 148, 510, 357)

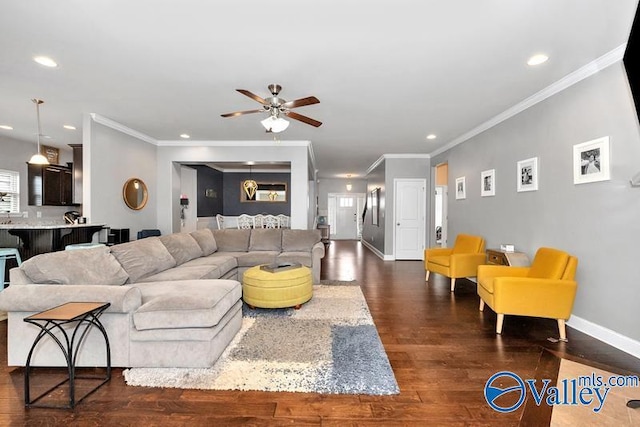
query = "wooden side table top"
(486, 249, 530, 267)
(25, 302, 110, 321)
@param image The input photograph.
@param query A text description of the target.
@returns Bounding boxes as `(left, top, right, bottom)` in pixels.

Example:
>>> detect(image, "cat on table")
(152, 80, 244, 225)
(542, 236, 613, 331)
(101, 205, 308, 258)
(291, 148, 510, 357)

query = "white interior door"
(394, 179, 426, 260)
(435, 185, 448, 247)
(333, 194, 358, 239)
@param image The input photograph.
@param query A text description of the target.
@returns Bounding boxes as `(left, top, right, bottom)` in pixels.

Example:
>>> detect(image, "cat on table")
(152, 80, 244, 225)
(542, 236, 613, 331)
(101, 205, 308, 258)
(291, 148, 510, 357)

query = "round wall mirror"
(123, 178, 148, 210)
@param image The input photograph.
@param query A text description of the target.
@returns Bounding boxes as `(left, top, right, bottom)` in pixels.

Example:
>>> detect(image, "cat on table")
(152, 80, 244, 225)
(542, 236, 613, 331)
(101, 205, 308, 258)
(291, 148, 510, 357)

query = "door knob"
(397, 223, 400, 226)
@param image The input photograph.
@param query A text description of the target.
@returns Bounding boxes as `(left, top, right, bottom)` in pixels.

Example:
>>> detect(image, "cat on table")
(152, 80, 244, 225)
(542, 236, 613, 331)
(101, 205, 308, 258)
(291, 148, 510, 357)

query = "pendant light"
(346, 174, 353, 192)
(28, 99, 50, 165)
(243, 164, 258, 199)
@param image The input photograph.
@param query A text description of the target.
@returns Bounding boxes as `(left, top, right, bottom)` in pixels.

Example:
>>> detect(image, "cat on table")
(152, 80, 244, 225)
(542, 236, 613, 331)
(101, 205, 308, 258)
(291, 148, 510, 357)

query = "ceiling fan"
(221, 84, 322, 133)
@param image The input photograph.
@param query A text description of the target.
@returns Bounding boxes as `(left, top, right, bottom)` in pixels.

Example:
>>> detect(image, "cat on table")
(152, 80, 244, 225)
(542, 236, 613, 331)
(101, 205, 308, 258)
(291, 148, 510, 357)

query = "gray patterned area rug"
(123, 281, 399, 395)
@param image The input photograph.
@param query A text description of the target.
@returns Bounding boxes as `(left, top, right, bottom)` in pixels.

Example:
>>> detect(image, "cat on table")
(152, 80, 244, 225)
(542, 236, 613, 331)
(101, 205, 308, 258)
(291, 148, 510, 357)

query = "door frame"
(393, 178, 427, 260)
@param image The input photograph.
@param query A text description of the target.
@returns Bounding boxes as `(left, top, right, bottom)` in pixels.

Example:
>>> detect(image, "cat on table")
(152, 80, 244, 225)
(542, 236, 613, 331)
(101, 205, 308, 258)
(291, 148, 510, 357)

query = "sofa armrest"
(477, 265, 529, 281)
(312, 242, 325, 260)
(449, 253, 487, 277)
(425, 247, 453, 260)
(0, 284, 142, 314)
(492, 278, 578, 318)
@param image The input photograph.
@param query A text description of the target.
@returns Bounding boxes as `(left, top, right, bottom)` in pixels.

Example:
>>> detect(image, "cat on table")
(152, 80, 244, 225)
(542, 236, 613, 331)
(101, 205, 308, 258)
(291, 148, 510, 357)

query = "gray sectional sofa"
(0, 228, 324, 368)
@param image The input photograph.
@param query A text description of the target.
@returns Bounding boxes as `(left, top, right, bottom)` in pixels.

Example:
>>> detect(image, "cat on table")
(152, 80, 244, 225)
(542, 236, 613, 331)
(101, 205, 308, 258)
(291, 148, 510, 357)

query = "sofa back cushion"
(190, 228, 217, 256)
(527, 247, 570, 279)
(159, 233, 203, 265)
(110, 237, 177, 283)
(451, 234, 485, 254)
(249, 229, 282, 251)
(20, 247, 129, 285)
(212, 229, 251, 252)
(282, 229, 321, 252)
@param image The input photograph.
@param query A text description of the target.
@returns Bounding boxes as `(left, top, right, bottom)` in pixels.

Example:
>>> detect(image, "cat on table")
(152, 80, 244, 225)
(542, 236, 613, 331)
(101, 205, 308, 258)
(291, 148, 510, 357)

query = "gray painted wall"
(431, 63, 640, 342)
(85, 120, 158, 236)
(362, 160, 385, 254)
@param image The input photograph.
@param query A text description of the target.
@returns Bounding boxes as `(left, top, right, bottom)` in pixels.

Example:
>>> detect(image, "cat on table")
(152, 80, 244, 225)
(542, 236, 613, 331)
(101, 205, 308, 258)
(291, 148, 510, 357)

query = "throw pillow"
(159, 233, 203, 265)
(249, 229, 282, 251)
(190, 228, 217, 256)
(212, 229, 251, 252)
(282, 229, 321, 252)
(110, 237, 176, 283)
(21, 247, 129, 285)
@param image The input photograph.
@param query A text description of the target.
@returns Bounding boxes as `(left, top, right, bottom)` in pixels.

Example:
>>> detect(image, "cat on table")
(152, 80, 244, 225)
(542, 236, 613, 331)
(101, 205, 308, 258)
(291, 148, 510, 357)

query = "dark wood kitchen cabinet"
(28, 163, 75, 206)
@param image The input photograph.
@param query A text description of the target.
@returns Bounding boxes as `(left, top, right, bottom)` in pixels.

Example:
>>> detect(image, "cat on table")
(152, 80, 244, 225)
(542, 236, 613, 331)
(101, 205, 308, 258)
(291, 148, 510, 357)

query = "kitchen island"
(0, 223, 105, 260)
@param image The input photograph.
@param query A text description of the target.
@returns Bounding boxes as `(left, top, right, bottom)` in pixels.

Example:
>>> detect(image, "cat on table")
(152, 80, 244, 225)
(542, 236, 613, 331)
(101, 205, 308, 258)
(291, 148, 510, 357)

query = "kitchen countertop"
(0, 223, 105, 229)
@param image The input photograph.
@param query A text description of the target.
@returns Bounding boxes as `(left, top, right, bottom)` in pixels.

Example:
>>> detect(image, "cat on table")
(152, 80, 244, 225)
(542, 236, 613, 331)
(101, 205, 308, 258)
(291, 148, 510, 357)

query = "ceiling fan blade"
(221, 109, 263, 118)
(285, 111, 323, 127)
(236, 89, 267, 105)
(282, 96, 320, 109)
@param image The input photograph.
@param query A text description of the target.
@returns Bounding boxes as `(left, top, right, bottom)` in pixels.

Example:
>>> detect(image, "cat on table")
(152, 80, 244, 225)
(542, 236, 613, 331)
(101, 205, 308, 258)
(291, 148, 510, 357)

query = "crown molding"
(90, 113, 158, 145)
(366, 153, 431, 176)
(429, 43, 627, 157)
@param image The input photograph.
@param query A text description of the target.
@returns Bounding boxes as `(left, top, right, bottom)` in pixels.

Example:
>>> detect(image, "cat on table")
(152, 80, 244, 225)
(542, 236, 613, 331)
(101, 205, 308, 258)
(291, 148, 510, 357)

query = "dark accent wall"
(193, 165, 223, 217)
(624, 3, 640, 125)
(223, 172, 291, 216)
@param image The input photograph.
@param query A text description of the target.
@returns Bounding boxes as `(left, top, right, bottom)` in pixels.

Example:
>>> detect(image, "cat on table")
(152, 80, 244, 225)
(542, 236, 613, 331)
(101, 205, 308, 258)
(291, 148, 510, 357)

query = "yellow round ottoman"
(242, 265, 313, 309)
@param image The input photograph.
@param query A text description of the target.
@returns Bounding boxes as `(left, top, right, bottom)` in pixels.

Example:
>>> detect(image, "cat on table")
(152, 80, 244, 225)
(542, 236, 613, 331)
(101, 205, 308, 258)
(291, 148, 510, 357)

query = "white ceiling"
(1, 1, 637, 178)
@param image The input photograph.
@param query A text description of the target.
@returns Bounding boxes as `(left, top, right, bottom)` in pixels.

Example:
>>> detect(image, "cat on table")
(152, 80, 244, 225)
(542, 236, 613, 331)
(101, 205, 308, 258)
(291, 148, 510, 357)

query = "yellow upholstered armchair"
(477, 247, 578, 341)
(424, 234, 486, 292)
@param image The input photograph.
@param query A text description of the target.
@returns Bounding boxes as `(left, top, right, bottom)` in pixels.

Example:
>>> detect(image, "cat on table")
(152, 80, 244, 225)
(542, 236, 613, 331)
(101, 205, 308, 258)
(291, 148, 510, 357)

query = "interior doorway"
(434, 163, 448, 247)
(328, 193, 365, 239)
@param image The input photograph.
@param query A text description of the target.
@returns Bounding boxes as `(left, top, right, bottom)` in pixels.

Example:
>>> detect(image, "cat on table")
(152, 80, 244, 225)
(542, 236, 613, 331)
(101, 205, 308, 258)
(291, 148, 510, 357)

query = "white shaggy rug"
(123, 282, 399, 395)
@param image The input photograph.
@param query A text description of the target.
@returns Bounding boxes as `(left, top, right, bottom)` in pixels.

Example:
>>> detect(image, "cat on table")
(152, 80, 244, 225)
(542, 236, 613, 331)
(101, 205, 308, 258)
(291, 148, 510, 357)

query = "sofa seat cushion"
(428, 256, 450, 267)
(277, 252, 312, 267)
(159, 233, 203, 265)
(236, 251, 279, 267)
(136, 265, 222, 282)
(189, 228, 218, 256)
(132, 280, 242, 331)
(20, 247, 129, 286)
(181, 254, 238, 273)
(110, 238, 176, 283)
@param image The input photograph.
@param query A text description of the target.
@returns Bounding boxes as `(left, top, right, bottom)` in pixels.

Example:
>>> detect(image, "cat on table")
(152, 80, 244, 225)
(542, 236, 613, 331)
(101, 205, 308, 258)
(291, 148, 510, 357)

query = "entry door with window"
(329, 194, 358, 239)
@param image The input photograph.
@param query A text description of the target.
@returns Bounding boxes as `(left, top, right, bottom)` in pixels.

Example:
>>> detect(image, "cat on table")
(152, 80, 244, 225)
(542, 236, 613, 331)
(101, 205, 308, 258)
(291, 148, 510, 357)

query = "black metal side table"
(23, 302, 111, 409)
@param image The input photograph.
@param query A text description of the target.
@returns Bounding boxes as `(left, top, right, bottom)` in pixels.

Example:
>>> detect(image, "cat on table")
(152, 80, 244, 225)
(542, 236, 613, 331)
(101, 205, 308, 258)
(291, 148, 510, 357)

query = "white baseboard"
(568, 315, 640, 360)
(361, 240, 394, 261)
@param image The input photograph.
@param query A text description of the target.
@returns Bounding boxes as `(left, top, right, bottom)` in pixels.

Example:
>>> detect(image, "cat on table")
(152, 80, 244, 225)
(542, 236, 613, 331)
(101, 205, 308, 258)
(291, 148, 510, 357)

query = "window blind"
(0, 169, 20, 213)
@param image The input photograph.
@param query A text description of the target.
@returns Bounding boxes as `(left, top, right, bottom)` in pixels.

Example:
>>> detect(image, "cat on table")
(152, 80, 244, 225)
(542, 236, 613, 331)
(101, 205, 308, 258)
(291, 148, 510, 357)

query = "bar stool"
(0, 248, 22, 288)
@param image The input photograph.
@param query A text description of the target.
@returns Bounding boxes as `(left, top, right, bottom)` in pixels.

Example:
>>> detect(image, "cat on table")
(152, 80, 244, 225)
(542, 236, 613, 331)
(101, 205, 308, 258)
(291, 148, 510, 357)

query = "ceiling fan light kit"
(222, 84, 322, 132)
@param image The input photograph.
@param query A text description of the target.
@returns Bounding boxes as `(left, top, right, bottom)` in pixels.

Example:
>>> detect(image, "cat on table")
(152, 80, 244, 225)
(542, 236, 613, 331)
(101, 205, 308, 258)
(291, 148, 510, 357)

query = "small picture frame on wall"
(455, 176, 466, 200)
(481, 169, 495, 197)
(516, 157, 538, 192)
(573, 136, 610, 184)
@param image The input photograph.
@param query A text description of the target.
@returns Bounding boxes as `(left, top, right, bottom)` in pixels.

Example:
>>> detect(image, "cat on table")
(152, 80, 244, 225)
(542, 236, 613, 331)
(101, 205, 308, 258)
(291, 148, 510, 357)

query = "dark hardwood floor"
(1, 240, 638, 426)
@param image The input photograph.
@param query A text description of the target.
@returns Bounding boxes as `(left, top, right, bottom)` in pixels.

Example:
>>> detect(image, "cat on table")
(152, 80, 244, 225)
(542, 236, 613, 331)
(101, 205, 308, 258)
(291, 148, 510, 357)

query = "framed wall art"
(481, 169, 495, 197)
(573, 136, 610, 184)
(455, 176, 466, 200)
(516, 157, 538, 192)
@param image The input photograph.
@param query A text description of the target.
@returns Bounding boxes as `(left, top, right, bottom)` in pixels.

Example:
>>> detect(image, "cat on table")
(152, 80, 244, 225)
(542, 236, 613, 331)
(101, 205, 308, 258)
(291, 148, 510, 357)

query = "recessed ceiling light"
(0, 125, 13, 130)
(426, 134, 437, 140)
(180, 134, 190, 139)
(63, 125, 76, 130)
(33, 56, 58, 68)
(527, 54, 549, 66)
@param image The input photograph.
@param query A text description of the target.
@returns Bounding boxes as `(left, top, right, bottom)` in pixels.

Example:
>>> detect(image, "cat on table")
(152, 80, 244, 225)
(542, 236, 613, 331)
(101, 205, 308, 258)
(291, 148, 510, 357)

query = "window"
(0, 169, 20, 213)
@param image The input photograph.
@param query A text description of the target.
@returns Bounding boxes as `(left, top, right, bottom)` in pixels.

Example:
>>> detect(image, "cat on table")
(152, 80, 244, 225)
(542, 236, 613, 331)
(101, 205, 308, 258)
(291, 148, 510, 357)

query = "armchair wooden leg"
(425, 270, 430, 281)
(479, 299, 485, 311)
(450, 278, 456, 292)
(496, 314, 504, 334)
(558, 319, 567, 342)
